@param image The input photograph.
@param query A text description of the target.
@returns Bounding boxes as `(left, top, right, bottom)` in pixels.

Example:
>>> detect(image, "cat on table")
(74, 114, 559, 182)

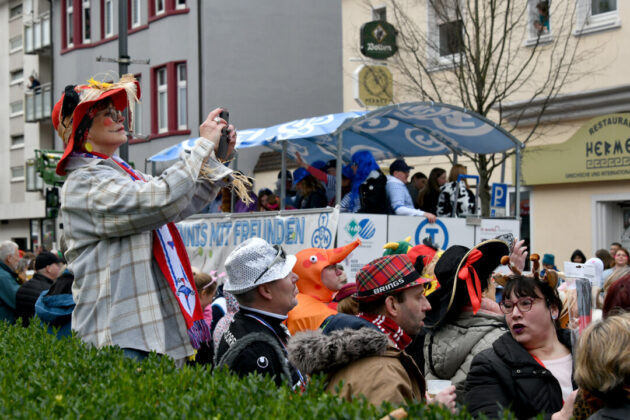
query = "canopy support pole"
(501, 152, 506, 183)
(515, 146, 522, 224)
(336, 133, 343, 206)
(280, 141, 287, 211)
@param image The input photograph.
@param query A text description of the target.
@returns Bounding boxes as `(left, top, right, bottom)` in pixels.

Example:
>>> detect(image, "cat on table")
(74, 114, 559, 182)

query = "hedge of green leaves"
(0, 321, 505, 419)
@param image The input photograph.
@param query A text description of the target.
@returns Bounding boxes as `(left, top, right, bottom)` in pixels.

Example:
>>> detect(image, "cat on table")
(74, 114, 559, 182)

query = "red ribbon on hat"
(458, 249, 483, 315)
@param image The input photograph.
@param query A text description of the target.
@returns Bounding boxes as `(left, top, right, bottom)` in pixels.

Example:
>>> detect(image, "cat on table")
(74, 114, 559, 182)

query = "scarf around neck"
(358, 312, 412, 350)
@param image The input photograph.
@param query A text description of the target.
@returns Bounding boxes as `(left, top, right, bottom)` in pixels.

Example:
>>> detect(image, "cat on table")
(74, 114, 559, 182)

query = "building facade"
(0, 0, 342, 250)
(341, 0, 629, 261)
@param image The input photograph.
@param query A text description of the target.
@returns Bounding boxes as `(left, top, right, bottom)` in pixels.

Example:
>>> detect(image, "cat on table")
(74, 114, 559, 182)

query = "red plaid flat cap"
(355, 255, 430, 301)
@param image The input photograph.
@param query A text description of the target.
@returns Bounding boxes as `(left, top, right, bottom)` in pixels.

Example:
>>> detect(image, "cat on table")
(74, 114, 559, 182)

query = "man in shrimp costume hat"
(286, 239, 360, 334)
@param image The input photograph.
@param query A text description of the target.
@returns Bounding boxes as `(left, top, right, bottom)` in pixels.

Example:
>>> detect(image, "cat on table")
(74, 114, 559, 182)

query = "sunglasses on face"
(253, 245, 286, 284)
(96, 107, 124, 122)
(499, 297, 539, 314)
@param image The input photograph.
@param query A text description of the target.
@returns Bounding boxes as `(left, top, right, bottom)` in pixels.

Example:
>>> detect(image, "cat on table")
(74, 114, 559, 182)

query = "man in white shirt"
(386, 159, 437, 223)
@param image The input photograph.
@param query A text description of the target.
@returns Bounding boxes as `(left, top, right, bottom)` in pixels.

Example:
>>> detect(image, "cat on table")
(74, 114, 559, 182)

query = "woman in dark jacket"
(292, 168, 327, 209)
(465, 268, 577, 420)
(417, 167, 446, 214)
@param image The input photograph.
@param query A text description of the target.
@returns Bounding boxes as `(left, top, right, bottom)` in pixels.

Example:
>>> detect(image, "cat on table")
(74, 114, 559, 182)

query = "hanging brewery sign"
(354, 65, 393, 107)
(360, 21, 398, 60)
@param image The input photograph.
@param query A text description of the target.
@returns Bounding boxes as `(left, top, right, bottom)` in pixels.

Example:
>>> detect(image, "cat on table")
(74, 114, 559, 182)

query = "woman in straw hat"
(53, 74, 249, 361)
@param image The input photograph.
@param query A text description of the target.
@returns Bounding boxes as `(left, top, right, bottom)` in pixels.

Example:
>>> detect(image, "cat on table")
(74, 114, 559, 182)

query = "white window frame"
(131, 0, 141, 28)
(9, 35, 23, 53)
(10, 69, 24, 86)
(426, 0, 465, 71)
(11, 134, 25, 149)
(155, 0, 165, 15)
(10, 100, 24, 117)
(82, 0, 91, 43)
(156, 68, 168, 133)
(525, 0, 553, 46)
(372, 6, 386, 21)
(176, 0, 187, 10)
(104, 0, 114, 37)
(574, 0, 620, 36)
(177, 63, 187, 129)
(9, 4, 23, 20)
(66, 1, 74, 47)
(11, 166, 25, 182)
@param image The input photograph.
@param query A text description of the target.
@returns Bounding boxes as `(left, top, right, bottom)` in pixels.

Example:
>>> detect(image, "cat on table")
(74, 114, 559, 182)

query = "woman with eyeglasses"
(465, 273, 578, 419)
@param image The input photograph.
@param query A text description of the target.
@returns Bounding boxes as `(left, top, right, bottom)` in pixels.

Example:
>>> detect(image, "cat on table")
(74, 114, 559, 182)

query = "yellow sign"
(522, 113, 630, 185)
(355, 65, 393, 107)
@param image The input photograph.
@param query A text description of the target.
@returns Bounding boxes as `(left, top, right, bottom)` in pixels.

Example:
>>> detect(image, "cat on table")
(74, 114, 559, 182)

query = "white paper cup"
(427, 379, 452, 397)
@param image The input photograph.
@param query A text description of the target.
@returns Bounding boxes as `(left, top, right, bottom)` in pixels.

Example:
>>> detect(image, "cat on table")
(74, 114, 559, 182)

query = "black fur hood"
(287, 328, 389, 376)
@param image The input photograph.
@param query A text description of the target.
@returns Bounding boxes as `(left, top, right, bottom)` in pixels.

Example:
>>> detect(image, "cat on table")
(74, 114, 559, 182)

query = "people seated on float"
(292, 167, 328, 210)
(407, 171, 427, 207)
(417, 167, 446, 215)
(274, 170, 297, 209)
(386, 158, 437, 223)
(294, 153, 350, 205)
(257, 188, 280, 211)
(436, 164, 476, 217)
(339, 150, 388, 214)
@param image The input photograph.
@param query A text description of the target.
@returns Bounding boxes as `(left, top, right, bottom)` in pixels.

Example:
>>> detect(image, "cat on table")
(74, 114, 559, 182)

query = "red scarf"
(358, 312, 412, 350)
(80, 152, 211, 349)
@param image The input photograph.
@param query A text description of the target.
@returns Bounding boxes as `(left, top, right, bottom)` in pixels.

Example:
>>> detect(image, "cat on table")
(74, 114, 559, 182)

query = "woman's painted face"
(437, 173, 447, 186)
(87, 106, 126, 150)
(503, 288, 557, 351)
(615, 250, 629, 266)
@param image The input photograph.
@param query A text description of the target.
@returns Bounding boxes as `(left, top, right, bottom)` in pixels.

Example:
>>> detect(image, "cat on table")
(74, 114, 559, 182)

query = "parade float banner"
(477, 219, 520, 243)
(522, 113, 630, 185)
(177, 209, 339, 274)
(388, 216, 476, 250)
(337, 213, 389, 282)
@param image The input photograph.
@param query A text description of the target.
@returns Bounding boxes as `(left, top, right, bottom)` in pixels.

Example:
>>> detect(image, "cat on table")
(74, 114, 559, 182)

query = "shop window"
(575, 0, 620, 35)
(149, 0, 189, 20)
(427, 0, 464, 69)
(177, 63, 187, 129)
(64, 0, 74, 48)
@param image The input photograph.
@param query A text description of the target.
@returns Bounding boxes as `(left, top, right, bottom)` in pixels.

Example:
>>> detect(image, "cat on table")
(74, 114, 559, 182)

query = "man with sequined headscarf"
(53, 74, 251, 361)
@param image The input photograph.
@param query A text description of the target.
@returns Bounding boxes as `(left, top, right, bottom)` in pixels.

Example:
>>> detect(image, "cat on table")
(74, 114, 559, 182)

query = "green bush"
(0, 322, 489, 419)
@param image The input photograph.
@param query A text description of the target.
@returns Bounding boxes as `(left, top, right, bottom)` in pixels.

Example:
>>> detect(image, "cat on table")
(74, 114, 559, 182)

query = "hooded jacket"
(288, 327, 426, 406)
(286, 240, 360, 334)
(423, 300, 507, 403)
(16, 272, 54, 327)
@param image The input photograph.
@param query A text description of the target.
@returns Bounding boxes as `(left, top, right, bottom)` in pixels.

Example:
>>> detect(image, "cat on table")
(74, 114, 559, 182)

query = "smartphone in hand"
(216, 109, 230, 160)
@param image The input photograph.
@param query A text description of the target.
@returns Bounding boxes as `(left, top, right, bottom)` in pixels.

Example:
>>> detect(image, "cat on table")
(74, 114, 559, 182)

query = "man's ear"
(258, 283, 274, 302)
(384, 295, 399, 319)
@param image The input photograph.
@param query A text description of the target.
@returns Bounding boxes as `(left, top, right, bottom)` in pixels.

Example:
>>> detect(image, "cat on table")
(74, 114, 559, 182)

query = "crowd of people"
(204, 148, 478, 221)
(1, 74, 628, 418)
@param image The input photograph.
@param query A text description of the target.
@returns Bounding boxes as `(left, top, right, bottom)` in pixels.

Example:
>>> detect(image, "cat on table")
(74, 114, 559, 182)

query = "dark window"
(439, 20, 464, 57)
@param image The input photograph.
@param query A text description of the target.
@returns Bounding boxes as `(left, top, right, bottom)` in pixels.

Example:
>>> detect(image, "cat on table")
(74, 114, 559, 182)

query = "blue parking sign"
(491, 183, 508, 208)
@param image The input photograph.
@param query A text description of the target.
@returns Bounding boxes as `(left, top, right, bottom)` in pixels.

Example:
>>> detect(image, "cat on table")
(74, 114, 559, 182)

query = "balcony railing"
(25, 82, 52, 122)
(24, 12, 51, 54)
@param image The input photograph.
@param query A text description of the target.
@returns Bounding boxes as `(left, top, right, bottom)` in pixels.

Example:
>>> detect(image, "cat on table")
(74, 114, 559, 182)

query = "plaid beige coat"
(60, 138, 230, 360)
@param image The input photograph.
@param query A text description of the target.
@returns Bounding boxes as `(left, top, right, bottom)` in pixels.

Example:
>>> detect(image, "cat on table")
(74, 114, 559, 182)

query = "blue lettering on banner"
(179, 217, 307, 247)
(415, 219, 449, 249)
(312, 213, 332, 248)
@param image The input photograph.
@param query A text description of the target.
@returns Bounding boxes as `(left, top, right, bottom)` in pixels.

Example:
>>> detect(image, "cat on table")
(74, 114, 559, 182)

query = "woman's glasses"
(97, 107, 124, 123)
(499, 297, 538, 314)
(253, 245, 286, 284)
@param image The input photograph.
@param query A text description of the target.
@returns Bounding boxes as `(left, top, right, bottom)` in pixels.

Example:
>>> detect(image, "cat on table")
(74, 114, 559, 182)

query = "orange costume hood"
(287, 239, 360, 334)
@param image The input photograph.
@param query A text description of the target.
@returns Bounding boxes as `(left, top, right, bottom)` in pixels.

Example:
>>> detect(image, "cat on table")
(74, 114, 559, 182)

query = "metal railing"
(25, 82, 52, 122)
(23, 11, 51, 54)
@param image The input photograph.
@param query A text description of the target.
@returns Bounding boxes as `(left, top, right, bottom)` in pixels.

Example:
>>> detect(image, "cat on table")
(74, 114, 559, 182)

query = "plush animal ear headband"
(495, 253, 559, 289)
